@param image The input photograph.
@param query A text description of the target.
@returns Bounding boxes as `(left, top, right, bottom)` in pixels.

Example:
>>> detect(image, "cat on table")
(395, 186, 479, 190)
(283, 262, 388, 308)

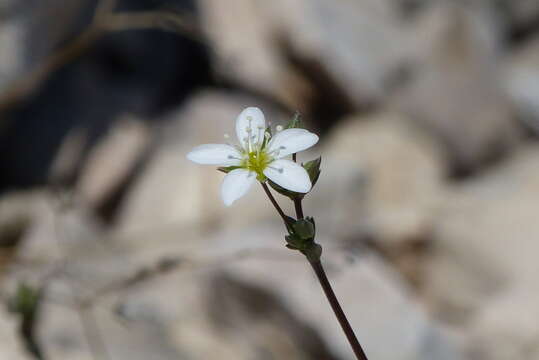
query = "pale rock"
(75, 116, 152, 211)
(392, 3, 520, 172)
(199, 0, 414, 110)
(423, 145, 539, 322)
(212, 224, 462, 360)
(504, 35, 539, 134)
(107, 222, 461, 360)
(197, 0, 310, 109)
(467, 286, 539, 360)
(0, 306, 28, 360)
(307, 111, 446, 250)
(267, 0, 410, 106)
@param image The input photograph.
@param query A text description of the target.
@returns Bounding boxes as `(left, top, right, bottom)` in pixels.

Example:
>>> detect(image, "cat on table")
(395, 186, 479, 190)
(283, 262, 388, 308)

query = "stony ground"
(1, 0, 539, 359)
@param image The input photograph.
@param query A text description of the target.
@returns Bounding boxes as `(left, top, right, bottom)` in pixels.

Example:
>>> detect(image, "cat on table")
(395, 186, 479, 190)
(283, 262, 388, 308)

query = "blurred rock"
(2, 186, 461, 359)
(106, 222, 461, 360)
(504, 35, 539, 134)
(0, 18, 24, 93)
(50, 114, 152, 222)
(467, 286, 539, 360)
(308, 111, 445, 263)
(500, 0, 539, 34)
(0, 306, 28, 360)
(270, 0, 410, 106)
(209, 225, 461, 360)
(0, 191, 38, 248)
(75, 116, 152, 218)
(423, 144, 539, 323)
(392, 3, 521, 173)
(199, 0, 413, 118)
(198, 0, 310, 109)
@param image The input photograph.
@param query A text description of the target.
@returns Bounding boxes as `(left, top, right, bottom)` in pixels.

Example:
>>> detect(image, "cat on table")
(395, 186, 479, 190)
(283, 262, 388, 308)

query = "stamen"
(276, 125, 283, 132)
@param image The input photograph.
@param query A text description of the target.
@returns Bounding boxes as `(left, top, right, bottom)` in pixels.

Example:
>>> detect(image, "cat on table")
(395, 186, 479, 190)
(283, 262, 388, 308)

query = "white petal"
(268, 128, 319, 158)
(235, 107, 266, 150)
(187, 144, 243, 166)
(263, 159, 311, 193)
(221, 169, 256, 206)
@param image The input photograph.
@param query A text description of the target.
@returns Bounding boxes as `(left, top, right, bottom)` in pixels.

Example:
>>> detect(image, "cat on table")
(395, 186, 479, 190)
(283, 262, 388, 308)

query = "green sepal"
(303, 157, 322, 188)
(292, 218, 316, 240)
(217, 166, 241, 174)
(285, 234, 302, 249)
(285, 111, 303, 129)
(303, 242, 322, 262)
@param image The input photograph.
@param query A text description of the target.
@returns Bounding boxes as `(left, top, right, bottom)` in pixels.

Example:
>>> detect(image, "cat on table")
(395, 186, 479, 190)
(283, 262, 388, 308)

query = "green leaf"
(285, 111, 303, 129)
(8, 283, 40, 315)
(303, 157, 322, 188)
(217, 166, 241, 174)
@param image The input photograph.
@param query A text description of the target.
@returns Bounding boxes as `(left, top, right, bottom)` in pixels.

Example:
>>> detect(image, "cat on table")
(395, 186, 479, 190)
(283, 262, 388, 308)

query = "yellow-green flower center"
(242, 150, 272, 179)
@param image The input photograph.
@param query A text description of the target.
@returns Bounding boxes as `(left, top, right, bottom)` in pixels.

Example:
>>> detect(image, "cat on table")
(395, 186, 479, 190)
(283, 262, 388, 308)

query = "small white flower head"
(187, 107, 319, 206)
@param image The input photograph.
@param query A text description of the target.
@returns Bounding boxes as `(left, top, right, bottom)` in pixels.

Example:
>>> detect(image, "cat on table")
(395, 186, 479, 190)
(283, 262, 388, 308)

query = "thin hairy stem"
(310, 260, 369, 360)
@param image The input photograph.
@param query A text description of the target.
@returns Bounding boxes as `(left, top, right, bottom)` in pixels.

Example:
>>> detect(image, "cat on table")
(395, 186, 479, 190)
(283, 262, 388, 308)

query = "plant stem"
(294, 199, 304, 219)
(261, 178, 368, 359)
(260, 182, 289, 223)
(291, 153, 305, 219)
(310, 260, 369, 360)
(292, 195, 368, 359)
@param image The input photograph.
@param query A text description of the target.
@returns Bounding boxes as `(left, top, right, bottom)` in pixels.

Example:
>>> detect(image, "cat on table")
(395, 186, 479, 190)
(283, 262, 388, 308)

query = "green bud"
(285, 111, 303, 129)
(303, 243, 322, 262)
(285, 234, 302, 249)
(292, 218, 316, 240)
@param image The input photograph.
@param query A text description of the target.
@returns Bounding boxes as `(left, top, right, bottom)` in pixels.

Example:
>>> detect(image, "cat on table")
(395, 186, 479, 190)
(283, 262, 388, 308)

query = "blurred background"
(1, 0, 539, 359)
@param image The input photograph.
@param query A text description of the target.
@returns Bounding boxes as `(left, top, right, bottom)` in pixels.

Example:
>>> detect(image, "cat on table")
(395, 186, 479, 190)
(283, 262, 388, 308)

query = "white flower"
(187, 107, 319, 206)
